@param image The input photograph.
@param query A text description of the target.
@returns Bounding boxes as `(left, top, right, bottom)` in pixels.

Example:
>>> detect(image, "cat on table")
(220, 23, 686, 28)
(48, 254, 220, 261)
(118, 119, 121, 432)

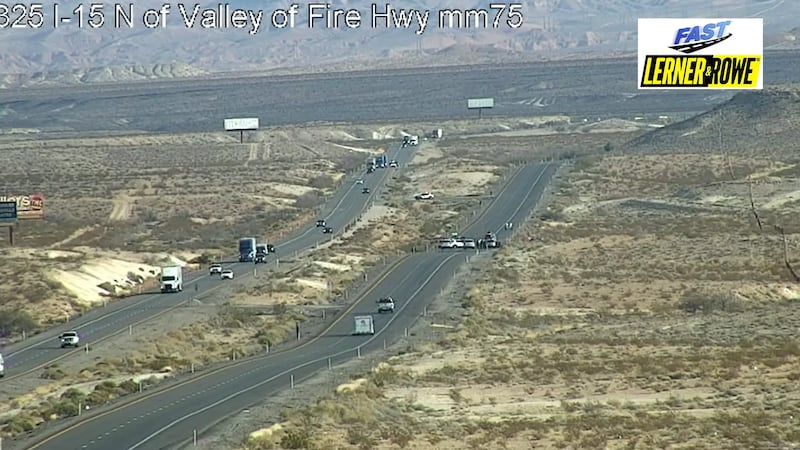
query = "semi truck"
(160, 266, 183, 293)
(239, 237, 257, 262)
(374, 155, 387, 168)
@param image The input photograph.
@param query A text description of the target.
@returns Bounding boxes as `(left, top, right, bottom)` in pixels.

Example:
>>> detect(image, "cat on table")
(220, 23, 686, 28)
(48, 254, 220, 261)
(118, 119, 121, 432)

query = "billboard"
(467, 98, 494, 109)
(0, 195, 44, 220)
(224, 118, 259, 131)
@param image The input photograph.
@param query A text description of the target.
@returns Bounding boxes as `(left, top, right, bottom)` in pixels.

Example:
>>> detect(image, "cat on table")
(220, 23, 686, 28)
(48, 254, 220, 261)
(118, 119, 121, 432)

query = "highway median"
(8, 155, 550, 449)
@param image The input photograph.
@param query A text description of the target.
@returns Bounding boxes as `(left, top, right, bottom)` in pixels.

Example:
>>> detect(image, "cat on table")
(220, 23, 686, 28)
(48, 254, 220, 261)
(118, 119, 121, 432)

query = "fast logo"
(637, 18, 763, 90)
(670, 21, 731, 53)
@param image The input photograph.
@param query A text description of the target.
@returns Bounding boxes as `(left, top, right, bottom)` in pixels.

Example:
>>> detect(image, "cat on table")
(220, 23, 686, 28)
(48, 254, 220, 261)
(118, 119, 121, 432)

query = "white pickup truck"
(60, 331, 80, 348)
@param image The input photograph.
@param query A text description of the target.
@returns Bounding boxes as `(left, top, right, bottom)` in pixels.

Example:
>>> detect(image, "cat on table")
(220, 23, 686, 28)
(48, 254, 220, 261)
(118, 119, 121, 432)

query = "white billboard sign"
(224, 118, 260, 131)
(467, 98, 494, 109)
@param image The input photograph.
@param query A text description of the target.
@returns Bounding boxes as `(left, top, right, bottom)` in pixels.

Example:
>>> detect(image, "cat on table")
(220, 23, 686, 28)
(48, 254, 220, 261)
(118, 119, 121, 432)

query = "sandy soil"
(108, 194, 133, 221)
(0, 119, 654, 442)
(218, 99, 800, 449)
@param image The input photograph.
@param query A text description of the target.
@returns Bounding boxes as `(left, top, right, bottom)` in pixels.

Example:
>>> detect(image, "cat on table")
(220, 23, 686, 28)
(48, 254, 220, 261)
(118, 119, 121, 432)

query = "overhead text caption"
(0, 2, 524, 34)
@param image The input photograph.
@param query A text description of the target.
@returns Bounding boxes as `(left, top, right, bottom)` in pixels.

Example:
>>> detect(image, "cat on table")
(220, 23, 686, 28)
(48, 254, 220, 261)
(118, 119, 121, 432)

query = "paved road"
(1, 51, 797, 133)
(22, 163, 556, 450)
(0, 142, 413, 381)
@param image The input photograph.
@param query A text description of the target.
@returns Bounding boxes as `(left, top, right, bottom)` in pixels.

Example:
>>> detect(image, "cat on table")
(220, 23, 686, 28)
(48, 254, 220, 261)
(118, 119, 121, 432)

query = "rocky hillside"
(2, 0, 798, 87)
(625, 85, 800, 155)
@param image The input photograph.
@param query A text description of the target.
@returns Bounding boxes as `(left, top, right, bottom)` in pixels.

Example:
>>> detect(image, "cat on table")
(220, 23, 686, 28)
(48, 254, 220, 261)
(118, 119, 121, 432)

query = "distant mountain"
(1, 0, 798, 87)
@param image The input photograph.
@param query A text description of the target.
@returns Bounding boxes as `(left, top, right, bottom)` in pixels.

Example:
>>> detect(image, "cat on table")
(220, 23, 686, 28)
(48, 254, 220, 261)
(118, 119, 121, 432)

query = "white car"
(415, 192, 434, 200)
(438, 239, 464, 249)
(209, 264, 222, 275)
(220, 269, 234, 280)
(60, 331, 80, 348)
(460, 238, 477, 249)
(389, 160, 398, 168)
(356, 179, 364, 184)
(377, 297, 395, 313)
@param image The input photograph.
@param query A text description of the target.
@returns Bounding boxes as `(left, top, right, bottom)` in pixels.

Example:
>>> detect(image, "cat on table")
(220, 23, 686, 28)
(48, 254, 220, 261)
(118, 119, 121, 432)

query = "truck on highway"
(255, 244, 269, 263)
(409, 135, 419, 146)
(160, 266, 183, 293)
(239, 237, 257, 262)
(375, 155, 387, 168)
(353, 315, 375, 335)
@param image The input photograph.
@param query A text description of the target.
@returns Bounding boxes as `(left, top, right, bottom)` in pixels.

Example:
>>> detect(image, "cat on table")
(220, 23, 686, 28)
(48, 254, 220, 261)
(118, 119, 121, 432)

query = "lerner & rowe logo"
(638, 18, 763, 89)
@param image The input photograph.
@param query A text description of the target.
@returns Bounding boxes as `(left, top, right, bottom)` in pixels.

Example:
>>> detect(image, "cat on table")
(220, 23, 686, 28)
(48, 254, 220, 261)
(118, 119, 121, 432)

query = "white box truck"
(353, 315, 375, 335)
(160, 266, 183, 293)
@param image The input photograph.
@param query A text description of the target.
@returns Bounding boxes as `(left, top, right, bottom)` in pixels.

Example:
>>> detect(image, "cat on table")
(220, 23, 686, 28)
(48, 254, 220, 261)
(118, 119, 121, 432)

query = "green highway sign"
(0, 201, 18, 223)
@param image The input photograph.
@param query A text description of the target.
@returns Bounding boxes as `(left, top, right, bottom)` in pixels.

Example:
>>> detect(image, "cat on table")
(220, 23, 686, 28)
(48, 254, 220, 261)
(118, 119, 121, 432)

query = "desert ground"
(217, 86, 800, 449)
(0, 114, 648, 439)
(0, 128, 372, 329)
(6, 85, 798, 447)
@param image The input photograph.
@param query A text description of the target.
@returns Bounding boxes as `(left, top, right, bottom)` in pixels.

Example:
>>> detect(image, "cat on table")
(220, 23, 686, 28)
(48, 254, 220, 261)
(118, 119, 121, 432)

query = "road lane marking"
(2, 148, 408, 380)
(130, 164, 552, 447)
(127, 253, 461, 449)
(26, 162, 549, 450)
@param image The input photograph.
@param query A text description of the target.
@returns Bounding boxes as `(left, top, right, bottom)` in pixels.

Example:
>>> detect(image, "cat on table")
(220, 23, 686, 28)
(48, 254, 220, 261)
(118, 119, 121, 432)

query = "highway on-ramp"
(0, 142, 413, 382)
(22, 163, 557, 450)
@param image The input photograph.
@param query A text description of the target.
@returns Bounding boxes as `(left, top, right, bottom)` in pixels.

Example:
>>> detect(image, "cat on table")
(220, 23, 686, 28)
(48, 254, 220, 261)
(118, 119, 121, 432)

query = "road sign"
(224, 118, 259, 131)
(0, 201, 17, 223)
(467, 98, 494, 109)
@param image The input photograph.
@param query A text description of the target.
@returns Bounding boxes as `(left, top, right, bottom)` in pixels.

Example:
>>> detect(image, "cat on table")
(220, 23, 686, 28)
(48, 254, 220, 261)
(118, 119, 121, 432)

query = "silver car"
(377, 297, 395, 313)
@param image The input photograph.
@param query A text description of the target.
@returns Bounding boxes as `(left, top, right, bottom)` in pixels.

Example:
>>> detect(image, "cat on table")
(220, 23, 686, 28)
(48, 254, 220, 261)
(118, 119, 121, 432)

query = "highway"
(23, 162, 557, 450)
(0, 50, 797, 133)
(0, 142, 413, 382)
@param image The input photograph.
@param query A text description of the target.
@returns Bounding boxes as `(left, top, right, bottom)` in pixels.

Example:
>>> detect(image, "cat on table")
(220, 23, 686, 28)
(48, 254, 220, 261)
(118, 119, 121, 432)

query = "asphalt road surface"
(1, 51, 796, 133)
(0, 142, 412, 381)
(22, 163, 556, 450)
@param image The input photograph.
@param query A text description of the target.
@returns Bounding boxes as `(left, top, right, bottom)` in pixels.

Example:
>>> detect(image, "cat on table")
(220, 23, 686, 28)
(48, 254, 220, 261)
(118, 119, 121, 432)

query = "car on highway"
(266, 244, 276, 253)
(459, 238, 477, 249)
(356, 179, 364, 184)
(59, 331, 80, 348)
(367, 166, 375, 173)
(209, 263, 222, 275)
(389, 160, 398, 168)
(362, 187, 370, 194)
(377, 297, 395, 313)
(438, 238, 464, 249)
(478, 236, 502, 249)
(316, 219, 326, 227)
(322, 227, 333, 234)
(220, 269, 234, 280)
(415, 192, 434, 200)
(0, 353, 5, 377)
